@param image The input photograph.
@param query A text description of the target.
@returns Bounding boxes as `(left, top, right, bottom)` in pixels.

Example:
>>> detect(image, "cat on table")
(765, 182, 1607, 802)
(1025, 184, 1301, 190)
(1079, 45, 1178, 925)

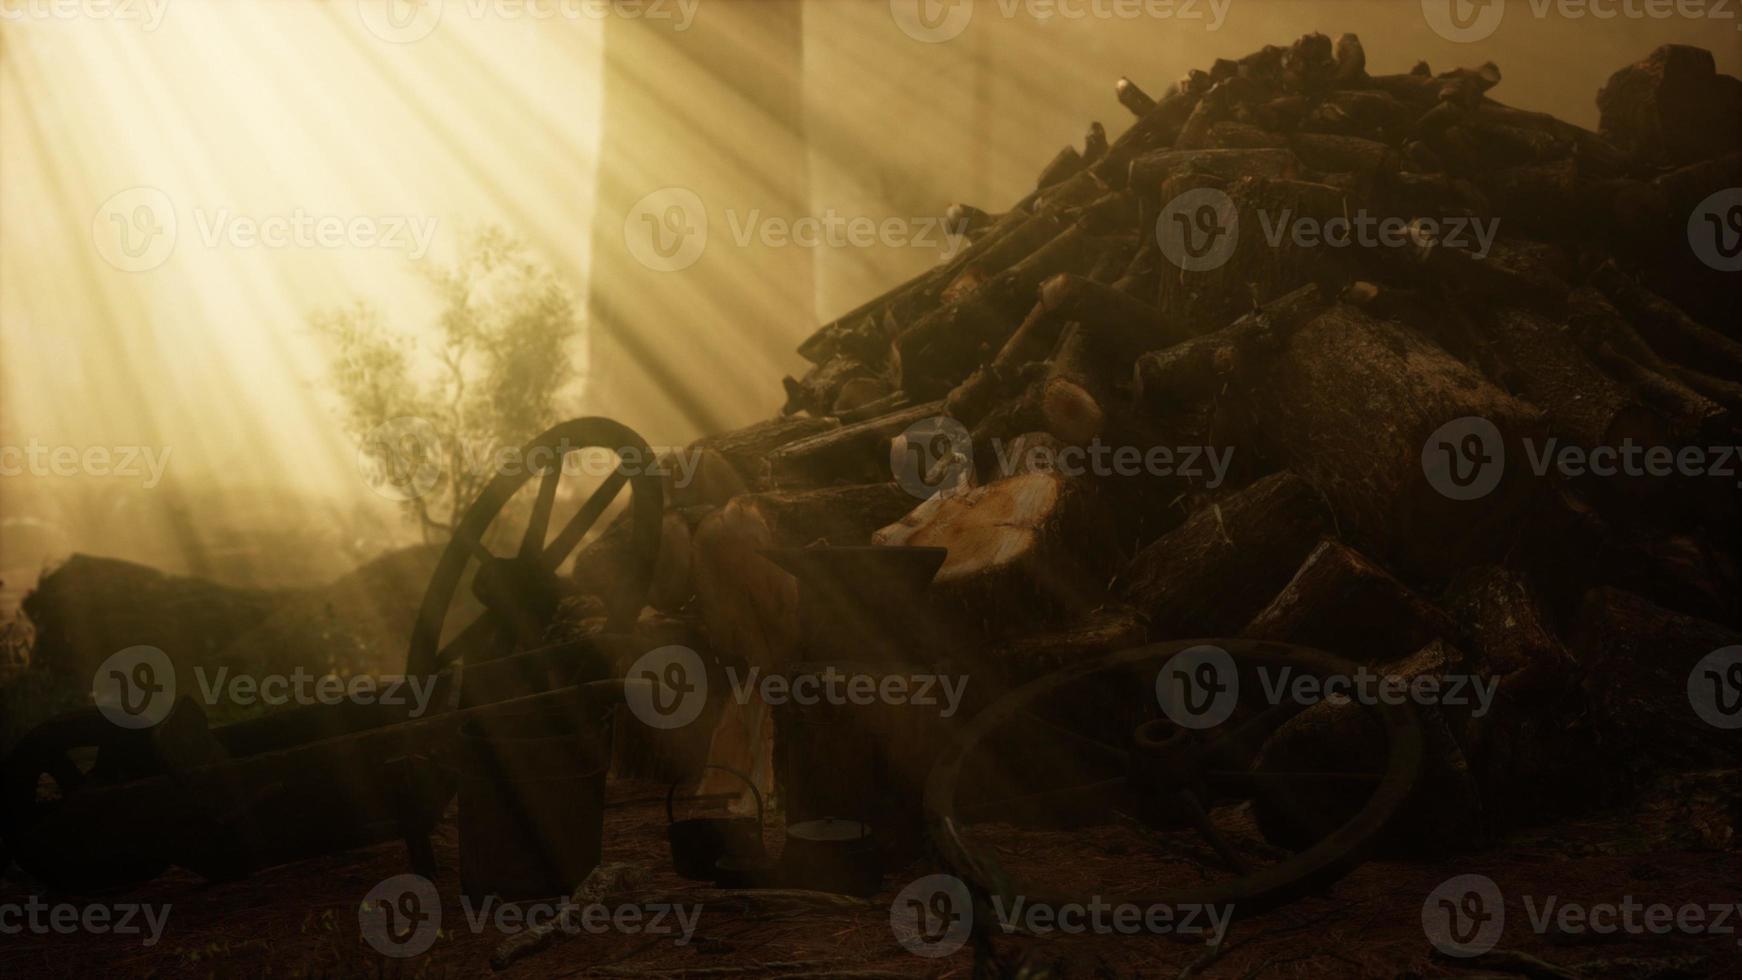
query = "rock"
(23, 555, 292, 682)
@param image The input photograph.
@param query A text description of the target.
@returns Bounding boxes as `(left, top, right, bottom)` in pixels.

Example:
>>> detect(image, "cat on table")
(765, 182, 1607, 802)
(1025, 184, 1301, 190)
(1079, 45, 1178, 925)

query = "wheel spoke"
(1017, 710, 1128, 767)
(431, 609, 506, 672)
(521, 463, 563, 561)
(542, 469, 628, 570)
(459, 531, 496, 566)
(1178, 790, 1252, 876)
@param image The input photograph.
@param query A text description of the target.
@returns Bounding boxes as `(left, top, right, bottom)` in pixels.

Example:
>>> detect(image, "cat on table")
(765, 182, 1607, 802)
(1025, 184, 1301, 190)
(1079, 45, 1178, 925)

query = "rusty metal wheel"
(0, 706, 178, 891)
(405, 418, 664, 690)
(922, 639, 1424, 949)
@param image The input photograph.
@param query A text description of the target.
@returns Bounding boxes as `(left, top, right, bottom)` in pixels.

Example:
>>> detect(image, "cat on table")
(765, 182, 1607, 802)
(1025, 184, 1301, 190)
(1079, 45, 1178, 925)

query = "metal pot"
(666, 764, 766, 881)
(778, 817, 880, 897)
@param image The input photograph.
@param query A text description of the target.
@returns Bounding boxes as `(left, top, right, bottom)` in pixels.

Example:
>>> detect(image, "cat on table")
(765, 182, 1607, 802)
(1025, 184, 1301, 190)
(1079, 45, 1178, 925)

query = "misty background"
(2, 0, 1736, 609)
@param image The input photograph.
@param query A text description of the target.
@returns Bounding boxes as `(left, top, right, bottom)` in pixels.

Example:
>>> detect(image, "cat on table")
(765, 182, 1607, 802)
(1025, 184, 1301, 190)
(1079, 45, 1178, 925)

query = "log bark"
(765, 400, 946, 489)
(1121, 471, 1330, 639)
(1241, 538, 1452, 663)
(692, 484, 918, 671)
(1248, 304, 1543, 581)
(1571, 587, 1742, 778)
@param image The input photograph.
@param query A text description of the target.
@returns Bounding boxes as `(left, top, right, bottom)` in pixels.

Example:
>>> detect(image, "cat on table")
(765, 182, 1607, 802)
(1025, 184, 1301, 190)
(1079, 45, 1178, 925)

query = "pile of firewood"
(585, 36, 1742, 839)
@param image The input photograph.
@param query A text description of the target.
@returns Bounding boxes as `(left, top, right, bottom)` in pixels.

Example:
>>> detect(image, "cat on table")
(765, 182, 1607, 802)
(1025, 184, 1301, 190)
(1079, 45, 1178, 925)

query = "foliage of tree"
(312, 228, 582, 540)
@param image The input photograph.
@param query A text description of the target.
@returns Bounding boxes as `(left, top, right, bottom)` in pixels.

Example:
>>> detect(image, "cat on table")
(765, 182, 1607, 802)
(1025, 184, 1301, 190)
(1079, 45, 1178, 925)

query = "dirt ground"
(2, 772, 1738, 980)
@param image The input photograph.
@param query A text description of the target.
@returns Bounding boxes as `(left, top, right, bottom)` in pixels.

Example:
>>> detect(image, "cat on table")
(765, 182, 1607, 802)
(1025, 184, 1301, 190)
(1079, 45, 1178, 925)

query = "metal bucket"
(779, 818, 880, 897)
(666, 764, 766, 881)
(451, 705, 612, 902)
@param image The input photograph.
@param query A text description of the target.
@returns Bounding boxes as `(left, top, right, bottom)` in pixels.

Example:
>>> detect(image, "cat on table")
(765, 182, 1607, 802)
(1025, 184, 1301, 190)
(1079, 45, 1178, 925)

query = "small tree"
(313, 227, 582, 540)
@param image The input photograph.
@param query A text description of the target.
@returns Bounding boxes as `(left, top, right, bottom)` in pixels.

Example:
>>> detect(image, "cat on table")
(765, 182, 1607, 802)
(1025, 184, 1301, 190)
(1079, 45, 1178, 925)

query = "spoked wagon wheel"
(923, 640, 1423, 966)
(0, 706, 179, 891)
(405, 418, 664, 692)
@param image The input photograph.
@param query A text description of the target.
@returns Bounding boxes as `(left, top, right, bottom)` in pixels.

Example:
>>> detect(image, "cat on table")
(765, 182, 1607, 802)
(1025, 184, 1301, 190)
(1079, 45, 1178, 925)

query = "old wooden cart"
(2, 418, 665, 892)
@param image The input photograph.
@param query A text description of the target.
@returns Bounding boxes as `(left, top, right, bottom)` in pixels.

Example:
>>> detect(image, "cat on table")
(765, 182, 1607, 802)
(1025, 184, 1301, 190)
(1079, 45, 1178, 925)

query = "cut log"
(1121, 471, 1330, 639)
(874, 471, 1111, 632)
(1473, 306, 1662, 452)
(1591, 261, 1742, 381)
(1132, 282, 1328, 411)
(1571, 587, 1742, 779)
(570, 509, 694, 615)
(1597, 44, 1742, 167)
(1038, 273, 1176, 357)
(1129, 147, 1299, 188)
(691, 484, 918, 671)
(1440, 566, 1569, 677)
(1154, 174, 1352, 335)
(993, 605, 1147, 684)
(780, 357, 880, 417)
(1248, 304, 1543, 580)
(1241, 538, 1452, 663)
(895, 196, 1128, 395)
(1114, 76, 1156, 117)
(765, 400, 945, 489)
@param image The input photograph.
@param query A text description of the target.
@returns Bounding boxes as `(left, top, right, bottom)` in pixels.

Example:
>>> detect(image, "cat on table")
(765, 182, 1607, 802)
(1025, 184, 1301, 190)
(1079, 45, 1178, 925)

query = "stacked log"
(608, 37, 1742, 837)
